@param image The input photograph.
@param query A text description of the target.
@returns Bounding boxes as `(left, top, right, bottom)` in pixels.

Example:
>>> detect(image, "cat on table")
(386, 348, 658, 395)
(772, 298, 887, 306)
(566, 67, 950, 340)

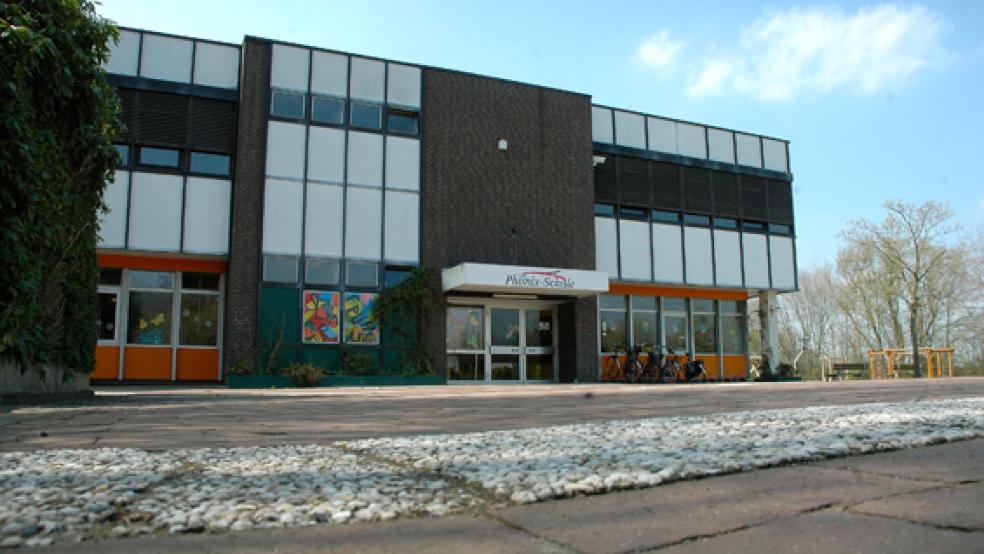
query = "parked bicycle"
(601, 344, 626, 382)
(679, 350, 708, 382)
(625, 344, 679, 384)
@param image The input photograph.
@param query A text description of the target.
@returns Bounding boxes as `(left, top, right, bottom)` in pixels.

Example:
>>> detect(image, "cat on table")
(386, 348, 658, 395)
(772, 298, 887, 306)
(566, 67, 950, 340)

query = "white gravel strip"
(1, 397, 983, 548)
(345, 398, 984, 503)
(0, 444, 474, 548)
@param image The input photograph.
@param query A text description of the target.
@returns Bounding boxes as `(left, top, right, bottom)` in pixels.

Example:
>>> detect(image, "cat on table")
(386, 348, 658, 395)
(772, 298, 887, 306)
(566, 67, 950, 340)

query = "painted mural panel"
(302, 291, 340, 344)
(343, 292, 379, 345)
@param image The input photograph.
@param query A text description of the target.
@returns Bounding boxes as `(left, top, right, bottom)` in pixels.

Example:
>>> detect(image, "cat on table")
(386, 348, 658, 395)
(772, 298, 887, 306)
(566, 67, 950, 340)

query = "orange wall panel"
(723, 355, 747, 379)
(176, 348, 220, 381)
(608, 282, 749, 301)
(92, 346, 120, 380)
(97, 253, 226, 273)
(700, 355, 720, 379)
(123, 347, 172, 380)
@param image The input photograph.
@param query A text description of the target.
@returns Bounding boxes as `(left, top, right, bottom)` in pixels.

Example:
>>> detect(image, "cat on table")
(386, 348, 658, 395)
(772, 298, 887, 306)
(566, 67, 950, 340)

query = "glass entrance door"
(524, 309, 555, 381)
(490, 308, 521, 381)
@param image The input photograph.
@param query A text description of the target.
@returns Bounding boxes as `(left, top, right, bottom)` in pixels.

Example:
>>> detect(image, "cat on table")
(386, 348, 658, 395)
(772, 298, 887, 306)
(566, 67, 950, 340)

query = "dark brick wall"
(420, 69, 599, 380)
(223, 39, 270, 371)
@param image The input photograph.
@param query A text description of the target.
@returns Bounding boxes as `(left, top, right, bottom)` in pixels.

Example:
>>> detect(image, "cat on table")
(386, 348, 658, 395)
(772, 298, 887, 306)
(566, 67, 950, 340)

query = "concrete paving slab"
(656, 509, 984, 554)
(820, 437, 984, 483)
(30, 516, 570, 554)
(3, 378, 983, 452)
(850, 482, 984, 531)
(492, 465, 936, 554)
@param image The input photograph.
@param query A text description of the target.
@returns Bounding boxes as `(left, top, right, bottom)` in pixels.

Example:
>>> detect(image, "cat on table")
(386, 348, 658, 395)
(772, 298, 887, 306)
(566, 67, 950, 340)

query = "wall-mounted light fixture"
(498, 138, 508, 151)
(592, 155, 607, 167)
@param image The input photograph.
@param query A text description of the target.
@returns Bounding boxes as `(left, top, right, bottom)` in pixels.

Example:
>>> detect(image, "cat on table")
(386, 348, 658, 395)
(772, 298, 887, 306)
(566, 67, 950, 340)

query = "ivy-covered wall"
(0, 1, 120, 384)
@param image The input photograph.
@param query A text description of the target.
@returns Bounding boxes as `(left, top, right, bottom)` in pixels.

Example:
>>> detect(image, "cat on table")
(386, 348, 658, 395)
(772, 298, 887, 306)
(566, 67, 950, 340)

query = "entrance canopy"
(442, 263, 609, 297)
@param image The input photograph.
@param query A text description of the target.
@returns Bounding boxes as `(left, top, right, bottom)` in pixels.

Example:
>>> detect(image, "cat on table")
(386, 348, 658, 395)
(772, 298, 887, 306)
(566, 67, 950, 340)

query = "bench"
(828, 363, 868, 381)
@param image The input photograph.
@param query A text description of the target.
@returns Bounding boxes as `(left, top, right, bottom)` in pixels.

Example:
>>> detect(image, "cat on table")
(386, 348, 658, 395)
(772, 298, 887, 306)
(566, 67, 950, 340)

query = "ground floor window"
(128, 290, 173, 345)
(693, 299, 716, 354)
(447, 306, 485, 380)
(599, 295, 627, 353)
(721, 301, 745, 354)
(662, 297, 688, 354)
(97, 292, 118, 342)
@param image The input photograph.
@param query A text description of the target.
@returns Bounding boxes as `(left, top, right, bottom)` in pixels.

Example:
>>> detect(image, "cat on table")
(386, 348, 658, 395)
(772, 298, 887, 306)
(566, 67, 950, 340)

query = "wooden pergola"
(867, 347, 955, 379)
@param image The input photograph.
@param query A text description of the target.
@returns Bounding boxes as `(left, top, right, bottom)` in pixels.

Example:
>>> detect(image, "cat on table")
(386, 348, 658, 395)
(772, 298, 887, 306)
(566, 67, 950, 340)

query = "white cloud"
(635, 31, 685, 69)
(686, 4, 947, 101)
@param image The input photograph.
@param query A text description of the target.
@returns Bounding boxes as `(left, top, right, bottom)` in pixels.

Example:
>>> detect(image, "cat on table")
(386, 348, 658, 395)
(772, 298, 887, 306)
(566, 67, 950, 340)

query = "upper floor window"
(350, 101, 383, 130)
(593, 203, 615, 217)
(713, 217, 738, 229)
(619, 206, 648, 220)
(651, 210, 680, 224)
(387, 109, 419, 135)
(114, 144, 129, 168)
(270, 89, 306, 120)
(742, 220, 766, 232)
(139, 147, 180, 168)
(311, 95, 345, 126)
(189, 152, 231, 177)
(768, 223, 792, 235)
(683, 214, 710, 226)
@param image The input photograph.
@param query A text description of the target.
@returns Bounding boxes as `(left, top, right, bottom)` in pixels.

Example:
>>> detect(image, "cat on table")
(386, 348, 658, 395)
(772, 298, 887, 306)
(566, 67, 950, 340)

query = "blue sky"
(96, 0, 984, 268)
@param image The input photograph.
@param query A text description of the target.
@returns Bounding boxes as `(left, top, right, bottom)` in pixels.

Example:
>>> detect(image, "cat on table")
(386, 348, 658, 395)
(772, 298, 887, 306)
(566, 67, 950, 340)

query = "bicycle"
(601, 345, 626, 382)
(623, 346, 645, 383)
(650, 345, 682, 383)
(678, 350, 708, 382)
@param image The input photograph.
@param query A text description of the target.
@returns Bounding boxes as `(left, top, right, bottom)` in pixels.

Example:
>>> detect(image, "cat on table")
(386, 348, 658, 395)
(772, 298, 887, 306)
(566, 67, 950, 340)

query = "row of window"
(97, 269, 221, 347)
(270, 89, 419, 136)
(598, 295, 745, 355)
(114, 144, 232, 177)
(262, 254, 411, 290)
(593, 203, 792, 235)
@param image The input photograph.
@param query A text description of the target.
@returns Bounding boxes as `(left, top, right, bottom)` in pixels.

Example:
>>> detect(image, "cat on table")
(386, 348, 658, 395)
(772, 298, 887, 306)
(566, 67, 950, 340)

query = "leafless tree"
(840, 201, 957, 376)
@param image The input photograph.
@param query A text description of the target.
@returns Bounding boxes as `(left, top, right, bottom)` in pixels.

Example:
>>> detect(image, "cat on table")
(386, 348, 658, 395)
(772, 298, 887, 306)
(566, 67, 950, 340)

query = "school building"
(92, 27, 796, 384)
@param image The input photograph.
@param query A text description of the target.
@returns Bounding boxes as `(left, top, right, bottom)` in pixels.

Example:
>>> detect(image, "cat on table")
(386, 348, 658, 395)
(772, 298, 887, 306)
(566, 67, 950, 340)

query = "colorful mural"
(302, 291, 340, 344)
(343, 292, 379, 345)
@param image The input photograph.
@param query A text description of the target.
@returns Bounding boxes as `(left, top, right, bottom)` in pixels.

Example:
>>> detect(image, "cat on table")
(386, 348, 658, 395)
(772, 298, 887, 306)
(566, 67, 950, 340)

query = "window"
(769, 223, 792, 235)
(139, 147, 180, 168)
(446, 307, 484, 351)
(130, 270, 174, 289)
(619, 206, 648, 220)
(97, 292, 118, 341)
(594, 203, 615, 217)
(346, 261, 379, 287)
(384, 269, 412, 288)
(127, 271, 174, 346)
(721, 301, 745, 354)
(311, 95, 345, 125)
(99, 268, 122, 286)
(599, 294, 627, 353)
(270, 89, 306, 119)
(189, 152, 231, 176)
(693, 299, 716, 353)
(350, 101, 382, 130)
(742, 220, 765, 232)
(630, 296, 658, 351)
(652, 210, 680, 224)
(387, 109, 418, 135)
(179, 293, 218, 346)
(305, 258, 340, 286)
(714, 217, 738, 229)
(182, 272, 220, 291)
(683, 214, 710, 226)
(662, 297, 688, 354)
(263, 255, 299, 284)
(114, 144, 129, 167)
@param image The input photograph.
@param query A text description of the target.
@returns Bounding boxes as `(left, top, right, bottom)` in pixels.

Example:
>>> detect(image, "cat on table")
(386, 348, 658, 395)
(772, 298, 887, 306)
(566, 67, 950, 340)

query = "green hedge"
(0, 1, 120, 376)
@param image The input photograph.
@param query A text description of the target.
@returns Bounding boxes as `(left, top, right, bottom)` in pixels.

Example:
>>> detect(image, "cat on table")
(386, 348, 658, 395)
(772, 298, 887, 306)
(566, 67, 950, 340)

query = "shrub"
(280, 363, 324, 387)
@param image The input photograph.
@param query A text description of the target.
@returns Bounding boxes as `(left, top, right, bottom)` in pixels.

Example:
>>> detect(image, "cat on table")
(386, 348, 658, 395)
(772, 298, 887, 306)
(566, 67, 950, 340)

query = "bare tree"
(841, 201, 957, 377)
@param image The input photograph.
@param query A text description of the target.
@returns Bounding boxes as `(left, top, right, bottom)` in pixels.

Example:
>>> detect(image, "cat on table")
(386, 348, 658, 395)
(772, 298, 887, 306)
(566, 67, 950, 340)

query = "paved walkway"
(3, 378, 984, 451)
(30, 438, 984, 553)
